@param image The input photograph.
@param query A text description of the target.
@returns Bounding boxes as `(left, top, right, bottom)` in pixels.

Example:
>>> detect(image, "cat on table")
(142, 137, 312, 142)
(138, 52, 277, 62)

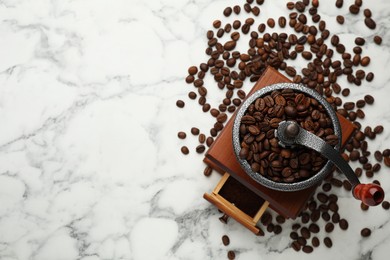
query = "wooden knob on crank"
(353, 183, 385, 206)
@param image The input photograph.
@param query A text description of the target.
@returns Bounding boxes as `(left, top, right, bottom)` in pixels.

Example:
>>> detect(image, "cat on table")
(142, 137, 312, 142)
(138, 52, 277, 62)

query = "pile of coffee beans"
(238, 88, 335, 183)
(176, 0, 389, 257)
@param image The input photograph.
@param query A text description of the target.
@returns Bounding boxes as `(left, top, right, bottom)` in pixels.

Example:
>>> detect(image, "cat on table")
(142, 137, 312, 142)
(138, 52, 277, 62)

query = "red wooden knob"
(353, 183, 385, 206)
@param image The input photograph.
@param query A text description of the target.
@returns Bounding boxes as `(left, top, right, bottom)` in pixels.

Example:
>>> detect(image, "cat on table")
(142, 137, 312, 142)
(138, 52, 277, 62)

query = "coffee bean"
(196, 145, 206, 153)
(289, 232, 299, 241)
(364, 95, 375, 104)
(322, 183, 332, 192)
(252, 6, 260, 16)
(232, 20, 241, 29)
(276, 215, 286, 224)
(191, 127, 200, 135)
(198, 134, 206, 144)
(325, 223, 334, 233)
(336, 0, 343, 8)
(279, 16, 286, 28)
(224, 41, 236, 51)
(336, 15, 344, 24)
(343, 180, 352, 191)
(360, 56, 371, 66)
(267, 18, 275, 28)
(213, 20, 221, 29)
(244, 3, 251, 13)
(374, 151, 383, 162)
(217, 113, 228, 123)
(181, 146, 189, 155)
(223, 7, 232, 17)
(349, 4, 360, 14)
(383, 149, 390, 157)
(176, 100, 185, 108)
(287, 2, 295, 10)
(374, 36, 382, 45)
(309, 223, 320, 233)
(178, 132, 186, 139)
(311, 237, 320, 247)
(364, 8, 372, 18)
(302, 245, 313, 254)
(297, 237, 307, 246)
(324, 237, 333, 248)
(203, 166, 212, 176)
(206, 137, 214, 147)
(382, 201, 390, 210)
(291, 241, 301, 251)
(322, 212, 331, 221)
(301, 227, 311, 239)
(274, 225, 282, 234)
(361, 228, 371, 237)
(222, 235, 230, 246)
(361, 202, 369, 211)
(227, 250, 235, 260)
(339, 219, 349, 230)
(374, 125, 384, 134)
(365, 18, 376, 29)
(341, 88, 350, 97)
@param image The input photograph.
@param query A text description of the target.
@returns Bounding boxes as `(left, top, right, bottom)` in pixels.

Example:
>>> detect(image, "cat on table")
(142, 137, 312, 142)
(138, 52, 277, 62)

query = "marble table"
(0, 0, 389, 259)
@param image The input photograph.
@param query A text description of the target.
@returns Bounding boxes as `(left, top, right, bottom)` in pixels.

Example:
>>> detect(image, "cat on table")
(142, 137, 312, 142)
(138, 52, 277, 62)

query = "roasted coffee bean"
(311, 237, 320, 247)
(317, 193, 328, 203)
(181, 146, 189, 155)
(361, 202, 369, 211)
(302, 245, 313, 254)
(291, 241, 301, 251)
(343, 180, 352, 191)
(322, 183, 332, 192)
(336, 0, 343, 8)
(191, 127, 200, 135)
(233, 20, 241, 29)
(196, 145, 206, 153)
(274, 225, 282, 234)
(203, 166, 212, 176)
(223, 7, 232, 17)
(188, 91, 197, 100)
(322, 212, 331, 221)
(301, 227, 311, 239)
(325, 223, 334, 233)
(332, 212, 340, 223)
(276, 215, 286, 224)
(374, 36, 382, 45)
(206, 137, 214, 147)
(224, 41, 236, 51)
(374, 151, 383, 162)
(213, 20, 221, 29)
(279, 16, 286, 28)
(178, 132, 186, 139)
(361, 228, 371, 237)
(374, 125, 384, 134)
(227, 250, 235, 260)
(383, 149, 390, 157)
(176, 100, 185, 108)
(198, 134, 206, 144)
(222, 235, 230, 246)
(339, 219, 349, 230)
(365, 18, 376, 29)
(188, 66, 198, 75)
(349, 4, 360, 14)
(341, 88, 350, 97)
(364, 95, 375, 104)
(287, 2, 295, 9)
(217, 113, 228, 123)
(309, 223, 320, 233)
(267, 18, 275, 28)
(297, 237, 307, 246)
(252, 6, 260, 16)
(324, 237, 333, 248)
(382, 201, 390, 210)
(360, 56, 371, 66)
(336, 15, 344, 24)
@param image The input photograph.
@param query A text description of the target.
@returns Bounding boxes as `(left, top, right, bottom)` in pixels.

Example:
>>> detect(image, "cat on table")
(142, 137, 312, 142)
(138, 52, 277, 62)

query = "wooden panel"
(204, 66, 357, 219)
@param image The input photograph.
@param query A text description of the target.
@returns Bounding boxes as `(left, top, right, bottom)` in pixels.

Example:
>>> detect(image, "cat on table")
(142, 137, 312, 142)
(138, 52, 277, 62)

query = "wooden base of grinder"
(203, 67, 357, 235)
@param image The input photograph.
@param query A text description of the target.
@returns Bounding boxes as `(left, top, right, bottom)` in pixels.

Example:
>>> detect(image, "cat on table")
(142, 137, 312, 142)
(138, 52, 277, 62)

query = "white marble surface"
(0, 0, 390, 259)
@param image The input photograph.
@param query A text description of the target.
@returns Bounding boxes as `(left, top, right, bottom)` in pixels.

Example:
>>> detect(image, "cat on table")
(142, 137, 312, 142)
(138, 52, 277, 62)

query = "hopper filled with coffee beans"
(233, 83, 384, 206)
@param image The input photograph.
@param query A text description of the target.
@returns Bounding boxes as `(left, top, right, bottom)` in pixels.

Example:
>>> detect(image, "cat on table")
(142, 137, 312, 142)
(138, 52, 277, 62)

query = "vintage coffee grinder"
(203, 67, 384, 235)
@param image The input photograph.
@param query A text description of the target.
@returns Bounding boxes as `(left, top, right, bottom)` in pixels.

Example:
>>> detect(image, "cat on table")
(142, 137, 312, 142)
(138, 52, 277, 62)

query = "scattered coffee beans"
(361, 228, 371, 237)
(222, 235, 230, 246)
